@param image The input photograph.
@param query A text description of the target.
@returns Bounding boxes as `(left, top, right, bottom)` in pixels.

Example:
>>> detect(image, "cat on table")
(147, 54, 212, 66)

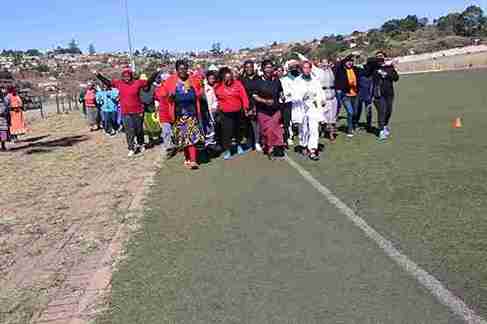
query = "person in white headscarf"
(294, 61, 328, 161)
(296, 53, 338, 142)
(280, 59, 303, 146)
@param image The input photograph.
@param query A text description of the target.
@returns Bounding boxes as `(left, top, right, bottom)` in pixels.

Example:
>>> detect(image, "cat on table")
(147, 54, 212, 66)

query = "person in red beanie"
(159, 60, 204, 170)
(95, 68, 160, 157)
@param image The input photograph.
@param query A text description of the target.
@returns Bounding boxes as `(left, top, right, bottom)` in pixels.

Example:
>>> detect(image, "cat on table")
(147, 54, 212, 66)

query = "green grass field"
(298, 68, 487, 316)
(99, 69, 487, 323)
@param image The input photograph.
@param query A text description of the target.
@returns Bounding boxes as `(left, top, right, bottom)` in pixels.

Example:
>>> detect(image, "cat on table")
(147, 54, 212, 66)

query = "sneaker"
(346, 133, 354, 138)
(379, 130, 388, 141)
(272, 146, 286, 160)
(237, 145, 251, 155)
(139, 146, 146, 154)
(255, 143, 263, 152)
(127, 150, 136, 157)
(184, 160, 191, 168)
(384, 126, 391, 137)
(287, 138, 294, 146)
(190, 161, 199, 170)
(223, 150, 233, 160)
(309, 151, 320, 161)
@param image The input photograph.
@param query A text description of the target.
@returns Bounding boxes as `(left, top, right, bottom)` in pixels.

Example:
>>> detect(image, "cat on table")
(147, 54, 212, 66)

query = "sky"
(2, 0, 487, 53)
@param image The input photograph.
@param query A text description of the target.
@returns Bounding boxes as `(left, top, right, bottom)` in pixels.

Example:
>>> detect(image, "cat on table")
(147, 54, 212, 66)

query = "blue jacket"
(96, 89, 119, 113)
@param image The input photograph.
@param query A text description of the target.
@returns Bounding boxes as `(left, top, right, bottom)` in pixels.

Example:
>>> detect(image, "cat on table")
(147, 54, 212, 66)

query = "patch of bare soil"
(0, 113, 159, 324)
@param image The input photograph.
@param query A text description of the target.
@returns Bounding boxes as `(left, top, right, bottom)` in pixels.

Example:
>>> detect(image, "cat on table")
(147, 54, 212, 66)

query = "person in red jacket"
(160, 60, 204, 170)
(154, 73, 175, 161)
(214, 67, 250, 160)
(95, 68, 160, 157)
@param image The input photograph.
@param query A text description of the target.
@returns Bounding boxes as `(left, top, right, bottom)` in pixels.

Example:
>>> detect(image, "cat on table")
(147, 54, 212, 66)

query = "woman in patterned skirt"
(161, 60, 204, 169)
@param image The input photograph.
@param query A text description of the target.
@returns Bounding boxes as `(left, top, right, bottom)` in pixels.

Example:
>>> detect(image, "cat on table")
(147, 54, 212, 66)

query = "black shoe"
(309, 150, 320, 161)
(272, 146, 286, 160)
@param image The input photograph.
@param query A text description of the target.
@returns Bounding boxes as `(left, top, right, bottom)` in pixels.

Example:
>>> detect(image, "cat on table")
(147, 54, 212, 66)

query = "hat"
(139, 73, 148, 81)
(122, 68, 133, 77)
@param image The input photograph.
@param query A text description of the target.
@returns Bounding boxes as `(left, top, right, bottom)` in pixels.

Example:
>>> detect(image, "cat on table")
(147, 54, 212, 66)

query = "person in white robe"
(280, 59, 304, 146)
(294, 61, 329, 161)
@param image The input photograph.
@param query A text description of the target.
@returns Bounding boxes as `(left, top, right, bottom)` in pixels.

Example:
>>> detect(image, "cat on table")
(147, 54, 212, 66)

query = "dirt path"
(0, 112, 160, 324)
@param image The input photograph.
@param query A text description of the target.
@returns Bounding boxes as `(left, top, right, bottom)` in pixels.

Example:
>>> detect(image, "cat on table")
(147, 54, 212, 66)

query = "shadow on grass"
(19, 135, 51, 143)
(10, 135, 89, 153)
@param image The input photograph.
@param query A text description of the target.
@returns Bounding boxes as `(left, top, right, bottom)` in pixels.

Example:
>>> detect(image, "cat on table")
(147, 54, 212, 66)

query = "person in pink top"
(96, 68, 160, 157)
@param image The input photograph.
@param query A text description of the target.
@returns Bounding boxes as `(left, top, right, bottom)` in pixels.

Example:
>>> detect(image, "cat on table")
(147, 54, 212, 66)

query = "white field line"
(286, 156, 486, 324)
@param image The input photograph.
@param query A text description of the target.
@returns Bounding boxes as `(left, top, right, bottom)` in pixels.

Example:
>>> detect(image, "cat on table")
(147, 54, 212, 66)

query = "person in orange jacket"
(160, 60, 204, 169)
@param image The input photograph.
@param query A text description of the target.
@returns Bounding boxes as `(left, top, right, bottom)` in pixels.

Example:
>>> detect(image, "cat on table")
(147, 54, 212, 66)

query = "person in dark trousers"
(367, 51, 399, 140)
(240, 60, 262, 152)
(357, 66, 374, 132)
(335, 55, 361, 137)
(214, 67, 250, 160)
(95, 68, 161, 157)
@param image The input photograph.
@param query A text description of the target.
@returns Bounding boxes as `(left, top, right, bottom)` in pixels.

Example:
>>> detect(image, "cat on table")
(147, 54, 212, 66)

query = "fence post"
(68, 95, 72, 112)
(56, 92, 60, 114)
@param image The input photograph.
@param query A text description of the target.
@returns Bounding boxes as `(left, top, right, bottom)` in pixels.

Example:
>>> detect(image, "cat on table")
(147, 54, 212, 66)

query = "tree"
(88, 44, 96, 55)
(459, 5, 485, 36)
(381, 19, 401, 35)
(35, 64, 50, 73)
(419, 17, 429, 27)
(25, 49, 42, 56)
(435, 13, 462, 34)
(210, 42, 222, 56)
(400, 15, 420, 32)
(68, 39, 82, 54)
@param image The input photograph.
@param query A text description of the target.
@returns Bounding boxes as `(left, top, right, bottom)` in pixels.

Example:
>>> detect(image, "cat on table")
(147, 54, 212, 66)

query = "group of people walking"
(0, 86, 27, 151)
(79, 51, 399, 170)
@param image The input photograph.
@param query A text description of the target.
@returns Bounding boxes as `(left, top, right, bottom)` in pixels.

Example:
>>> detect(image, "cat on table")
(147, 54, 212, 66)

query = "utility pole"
(123, 0, 136, 71)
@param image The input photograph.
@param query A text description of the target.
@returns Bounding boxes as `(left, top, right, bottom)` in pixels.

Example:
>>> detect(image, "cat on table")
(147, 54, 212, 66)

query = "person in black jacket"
(240, 60, 262, 151)
(367, 51, 399, 140)
(335, 55, 361, 137)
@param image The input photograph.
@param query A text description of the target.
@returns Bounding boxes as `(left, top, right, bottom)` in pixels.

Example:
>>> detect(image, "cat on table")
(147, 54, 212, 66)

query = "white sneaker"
(346, 133, 354, 138)
(127, 150, 136, 157)
(255, 143, 263, 152)
(287, 138, 294, 146)
(139, 146, 146, 154)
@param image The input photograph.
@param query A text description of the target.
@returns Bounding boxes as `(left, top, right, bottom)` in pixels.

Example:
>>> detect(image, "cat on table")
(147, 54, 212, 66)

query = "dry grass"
(0, 112, 159, 323)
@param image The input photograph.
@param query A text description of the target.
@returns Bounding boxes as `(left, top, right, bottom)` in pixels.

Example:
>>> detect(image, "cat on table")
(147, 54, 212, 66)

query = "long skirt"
(10, 109, 26, 135)
(173, 115, 204, 148)
(322, 98, 338, 124)
(257, 111, 284, 151)
(144, 112, 162, 138)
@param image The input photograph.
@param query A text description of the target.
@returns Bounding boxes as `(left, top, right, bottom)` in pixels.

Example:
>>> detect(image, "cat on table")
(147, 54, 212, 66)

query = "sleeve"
(137, 79, 148, 90)
(239, 82, 249, 110)
(275, 80, 284, 102)
(389, 68, 399, 82)
(113, 89, 120, 101)
(111, 79, 121, 89)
